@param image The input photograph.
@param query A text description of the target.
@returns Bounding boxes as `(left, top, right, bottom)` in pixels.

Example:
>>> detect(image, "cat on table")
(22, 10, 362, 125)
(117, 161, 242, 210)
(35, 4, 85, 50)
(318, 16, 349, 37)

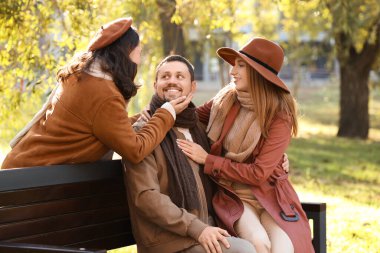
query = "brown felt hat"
(88, 17, 133, 51)
(217, 37, 290, 93)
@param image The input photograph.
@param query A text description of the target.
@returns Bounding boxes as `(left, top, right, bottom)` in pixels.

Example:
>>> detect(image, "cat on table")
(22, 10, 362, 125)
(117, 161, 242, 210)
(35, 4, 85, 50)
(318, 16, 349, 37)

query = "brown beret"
(88, 17, 133, 51)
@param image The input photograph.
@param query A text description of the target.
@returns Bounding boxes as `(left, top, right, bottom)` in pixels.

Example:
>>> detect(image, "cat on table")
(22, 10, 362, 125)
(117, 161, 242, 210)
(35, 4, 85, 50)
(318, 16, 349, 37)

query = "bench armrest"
(301, 202, 326, 253)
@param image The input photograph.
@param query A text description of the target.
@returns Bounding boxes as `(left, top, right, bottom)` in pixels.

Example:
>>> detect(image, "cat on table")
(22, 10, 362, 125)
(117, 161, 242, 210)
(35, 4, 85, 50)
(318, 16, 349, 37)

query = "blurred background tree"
(322, 0, 380, 139)
(278, 0, 330, 98)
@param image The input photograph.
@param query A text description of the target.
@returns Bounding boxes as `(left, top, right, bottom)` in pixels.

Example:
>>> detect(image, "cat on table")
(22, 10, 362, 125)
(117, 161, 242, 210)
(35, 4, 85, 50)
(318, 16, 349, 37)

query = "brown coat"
(1, 73, 174, 169)
(197, 101, 314, 253)
(123, 128, 210, 253)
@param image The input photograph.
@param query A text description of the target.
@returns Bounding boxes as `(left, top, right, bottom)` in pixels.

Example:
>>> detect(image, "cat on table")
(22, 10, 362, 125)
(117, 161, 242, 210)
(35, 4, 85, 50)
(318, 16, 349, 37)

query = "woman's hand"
(282, 153, 289, 173)
(138, 104, 151, 122)
(140, 93, 193, 121)
(177, 139, 208, 164)
(140, 109, 151, 122)
(170, 93, 193, 114)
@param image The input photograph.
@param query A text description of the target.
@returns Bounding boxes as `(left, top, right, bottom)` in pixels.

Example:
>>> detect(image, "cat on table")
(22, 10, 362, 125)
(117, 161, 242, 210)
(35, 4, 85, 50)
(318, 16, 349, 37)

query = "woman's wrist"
(160, 102, 176, 120)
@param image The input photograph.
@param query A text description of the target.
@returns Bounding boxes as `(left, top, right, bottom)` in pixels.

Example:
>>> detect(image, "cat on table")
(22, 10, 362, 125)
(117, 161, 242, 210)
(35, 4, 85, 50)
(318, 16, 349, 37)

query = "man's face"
(154, 61, 196, 101)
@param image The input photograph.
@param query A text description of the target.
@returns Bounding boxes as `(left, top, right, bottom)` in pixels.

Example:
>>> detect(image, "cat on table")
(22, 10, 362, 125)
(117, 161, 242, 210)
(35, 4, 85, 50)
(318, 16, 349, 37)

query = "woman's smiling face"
(230, 57, 249, 91)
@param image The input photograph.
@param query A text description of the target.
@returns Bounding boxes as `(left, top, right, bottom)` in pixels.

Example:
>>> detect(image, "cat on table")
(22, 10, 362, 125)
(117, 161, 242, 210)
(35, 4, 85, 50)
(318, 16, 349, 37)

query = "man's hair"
(57, 28, 140, 101)
(155, 55, 195, 81)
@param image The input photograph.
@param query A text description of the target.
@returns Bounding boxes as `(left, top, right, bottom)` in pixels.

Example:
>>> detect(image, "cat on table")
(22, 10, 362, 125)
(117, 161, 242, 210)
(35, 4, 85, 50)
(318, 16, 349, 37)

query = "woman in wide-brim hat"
(2, 17, 192, 169)
(178, 37, 314, 253)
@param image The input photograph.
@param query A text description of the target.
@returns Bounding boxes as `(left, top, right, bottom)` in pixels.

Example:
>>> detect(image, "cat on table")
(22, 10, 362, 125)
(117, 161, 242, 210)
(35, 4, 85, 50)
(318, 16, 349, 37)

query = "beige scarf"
(9, 60, 112, 148)
(206, 83, 261, 163)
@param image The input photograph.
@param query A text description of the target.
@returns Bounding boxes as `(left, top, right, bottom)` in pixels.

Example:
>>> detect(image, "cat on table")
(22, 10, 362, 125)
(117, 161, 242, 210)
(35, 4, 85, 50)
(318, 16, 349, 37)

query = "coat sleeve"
(123, 153, 208, 240)
(204, 115, 292, 186)
(196, 100, 213, 125)
(92, 95, 174, 164)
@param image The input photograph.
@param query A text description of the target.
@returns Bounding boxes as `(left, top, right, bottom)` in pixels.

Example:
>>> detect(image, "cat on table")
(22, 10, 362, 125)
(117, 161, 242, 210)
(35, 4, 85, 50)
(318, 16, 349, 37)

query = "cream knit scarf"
(206, 83, 262, 163)
(9, 60, 112, 148)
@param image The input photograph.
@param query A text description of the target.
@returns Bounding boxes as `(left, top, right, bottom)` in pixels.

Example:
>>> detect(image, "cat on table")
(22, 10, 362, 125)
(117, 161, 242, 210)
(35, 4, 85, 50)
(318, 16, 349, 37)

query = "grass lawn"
(288, 83, 380, 253)
(1, 81, 379, 253)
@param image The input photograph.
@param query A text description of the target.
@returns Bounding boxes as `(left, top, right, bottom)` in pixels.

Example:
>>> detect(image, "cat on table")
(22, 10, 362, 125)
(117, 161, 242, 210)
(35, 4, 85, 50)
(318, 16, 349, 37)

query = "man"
(123, 55, 256, 253)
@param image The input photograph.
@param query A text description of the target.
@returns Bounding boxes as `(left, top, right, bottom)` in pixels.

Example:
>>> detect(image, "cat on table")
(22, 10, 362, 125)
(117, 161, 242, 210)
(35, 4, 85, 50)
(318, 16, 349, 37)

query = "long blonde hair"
(246, 67, 298, 138)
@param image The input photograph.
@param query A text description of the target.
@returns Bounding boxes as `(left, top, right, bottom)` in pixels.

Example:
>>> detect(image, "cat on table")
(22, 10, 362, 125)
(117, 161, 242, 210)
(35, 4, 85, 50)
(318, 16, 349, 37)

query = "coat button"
(212, 169, 219, 176)
(269, 182, 275, 186)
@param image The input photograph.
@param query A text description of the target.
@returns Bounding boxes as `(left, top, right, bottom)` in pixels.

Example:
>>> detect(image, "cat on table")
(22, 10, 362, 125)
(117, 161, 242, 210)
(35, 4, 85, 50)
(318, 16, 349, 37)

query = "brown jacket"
(123, 128, 210, 253)
(1, 73, 174, 169)
(197, 101, 315, 253)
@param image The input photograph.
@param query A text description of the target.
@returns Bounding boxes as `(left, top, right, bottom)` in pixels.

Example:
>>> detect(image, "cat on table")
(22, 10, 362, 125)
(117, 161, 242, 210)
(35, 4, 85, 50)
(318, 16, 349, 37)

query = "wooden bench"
(0, 160, 326, 253)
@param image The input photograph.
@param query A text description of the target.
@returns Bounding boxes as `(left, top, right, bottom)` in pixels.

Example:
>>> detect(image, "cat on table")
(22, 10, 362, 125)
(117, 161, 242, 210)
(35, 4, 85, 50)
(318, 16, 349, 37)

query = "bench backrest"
(0, 160, 326, 253)
(0, 160, 134, 251)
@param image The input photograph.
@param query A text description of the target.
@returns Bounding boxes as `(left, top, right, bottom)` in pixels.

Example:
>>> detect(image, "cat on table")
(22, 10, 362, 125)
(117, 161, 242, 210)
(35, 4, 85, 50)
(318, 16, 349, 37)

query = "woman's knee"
(227, 237, 257, 253)
(236, 228, 269, 253)
(242, 232, 270, 253)
(253, 240, 271, 253)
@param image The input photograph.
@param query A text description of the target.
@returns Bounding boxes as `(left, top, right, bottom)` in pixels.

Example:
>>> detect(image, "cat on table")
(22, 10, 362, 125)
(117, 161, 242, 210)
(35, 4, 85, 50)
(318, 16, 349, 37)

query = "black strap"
(239, 50, 278, 75)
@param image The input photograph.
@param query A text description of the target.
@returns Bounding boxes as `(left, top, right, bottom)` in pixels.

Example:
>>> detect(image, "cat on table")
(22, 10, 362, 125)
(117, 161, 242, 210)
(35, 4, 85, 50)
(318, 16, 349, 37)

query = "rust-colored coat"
(197, 101, 314, 253)
(1, 73, 174, 169)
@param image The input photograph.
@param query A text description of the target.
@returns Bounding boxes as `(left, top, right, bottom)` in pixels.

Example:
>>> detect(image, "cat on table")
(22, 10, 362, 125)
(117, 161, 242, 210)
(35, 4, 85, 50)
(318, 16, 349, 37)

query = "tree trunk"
(338, 62, 370, 139)
(336, 23, 380, 139)
(216, 32, 233, 88)
(291, 59, 301, 99)
(156, 0, 186, 57)
(218, 58, 227, 87)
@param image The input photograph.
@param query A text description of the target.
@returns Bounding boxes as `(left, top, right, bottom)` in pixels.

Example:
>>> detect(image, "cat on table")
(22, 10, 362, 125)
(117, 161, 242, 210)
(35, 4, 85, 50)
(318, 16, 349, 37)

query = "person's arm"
(204, 115, 292, 186)
(123, 153, 208, 240)
(196, 100, 213, 126)
(93, 95, 174, 164)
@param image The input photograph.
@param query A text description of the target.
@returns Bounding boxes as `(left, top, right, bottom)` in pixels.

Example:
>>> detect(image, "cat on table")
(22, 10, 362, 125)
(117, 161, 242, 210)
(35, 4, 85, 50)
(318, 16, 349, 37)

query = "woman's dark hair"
(57, 27, 140, 101)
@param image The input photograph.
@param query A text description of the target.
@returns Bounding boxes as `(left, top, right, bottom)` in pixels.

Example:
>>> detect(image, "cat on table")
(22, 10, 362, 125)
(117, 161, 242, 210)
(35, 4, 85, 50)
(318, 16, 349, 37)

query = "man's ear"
(153, 81, 157, 90)
(191, 81, 197, 93)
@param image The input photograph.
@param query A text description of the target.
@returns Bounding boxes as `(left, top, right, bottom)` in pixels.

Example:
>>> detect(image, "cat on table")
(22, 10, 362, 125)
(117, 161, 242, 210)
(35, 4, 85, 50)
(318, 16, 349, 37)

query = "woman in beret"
(1, 17, 191, 169)
(178, 38, 314, 253)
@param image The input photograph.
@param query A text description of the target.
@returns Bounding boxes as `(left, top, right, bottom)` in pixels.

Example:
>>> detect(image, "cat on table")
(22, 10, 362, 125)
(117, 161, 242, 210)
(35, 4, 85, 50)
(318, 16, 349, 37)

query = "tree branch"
(358, 18, 380, 70)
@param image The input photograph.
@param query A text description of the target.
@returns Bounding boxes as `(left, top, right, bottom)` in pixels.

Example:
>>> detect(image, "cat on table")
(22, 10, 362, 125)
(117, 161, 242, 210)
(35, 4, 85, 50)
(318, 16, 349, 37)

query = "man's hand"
(198, 227, 231, 253)
(177, 139, 208, 164)
(170, 93, 193, 114)
(282, 153, 289, 173)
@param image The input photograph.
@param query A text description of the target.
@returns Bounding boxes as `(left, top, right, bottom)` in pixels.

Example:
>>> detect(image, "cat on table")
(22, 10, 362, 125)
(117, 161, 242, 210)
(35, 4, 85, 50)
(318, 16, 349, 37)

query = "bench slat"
(0, 192, 125, 224)
(0, 205, 128, 240)
(0, 160, 123, 191)
(5, 219, 130, 246)
(0, 179, 124, 206)
(0, 241, 107, 253)
(67, 233, 135, 250)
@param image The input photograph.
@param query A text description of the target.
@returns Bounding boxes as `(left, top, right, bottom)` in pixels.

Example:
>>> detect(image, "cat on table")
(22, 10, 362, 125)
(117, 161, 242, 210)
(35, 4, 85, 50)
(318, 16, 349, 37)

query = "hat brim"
(217, 47, 290, 93)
